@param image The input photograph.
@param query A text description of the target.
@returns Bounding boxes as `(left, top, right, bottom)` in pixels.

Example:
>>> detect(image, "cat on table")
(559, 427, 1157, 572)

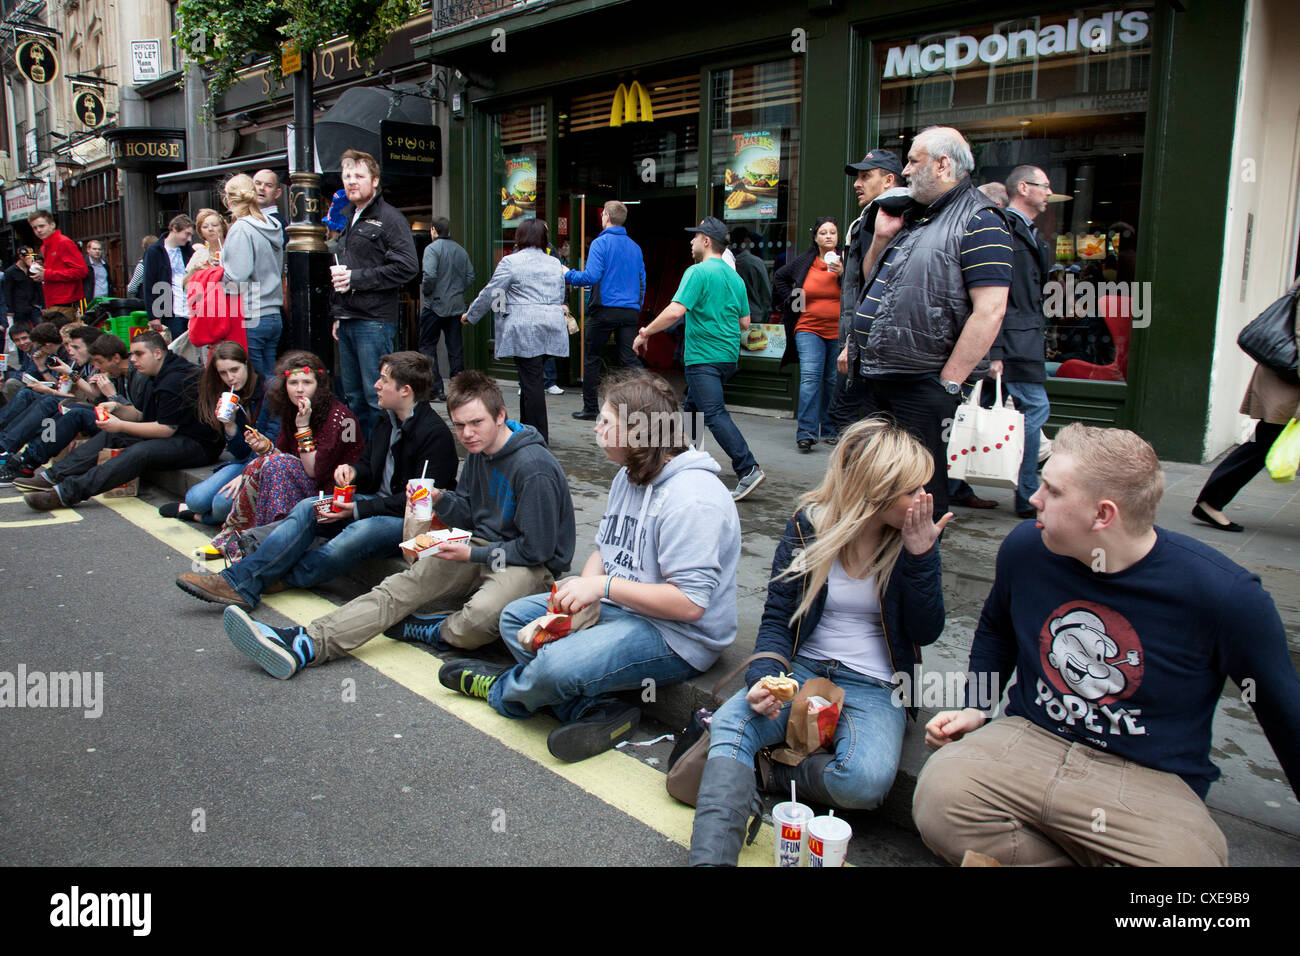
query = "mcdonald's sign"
(609, 82, 654, 127)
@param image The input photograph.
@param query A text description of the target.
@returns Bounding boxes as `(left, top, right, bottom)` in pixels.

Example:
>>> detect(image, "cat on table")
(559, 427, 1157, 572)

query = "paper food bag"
(769, 677, 845, 766)
(96, 447, 139, 498)
(516, 582, 601, 653)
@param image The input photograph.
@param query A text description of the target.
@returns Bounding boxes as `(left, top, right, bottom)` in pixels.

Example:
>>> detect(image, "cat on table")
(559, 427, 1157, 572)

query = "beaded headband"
(283, 366, 327, 377)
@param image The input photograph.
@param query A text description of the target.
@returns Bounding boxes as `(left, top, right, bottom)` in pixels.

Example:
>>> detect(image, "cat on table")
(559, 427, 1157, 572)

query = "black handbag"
(1237, 283, 1300, 385)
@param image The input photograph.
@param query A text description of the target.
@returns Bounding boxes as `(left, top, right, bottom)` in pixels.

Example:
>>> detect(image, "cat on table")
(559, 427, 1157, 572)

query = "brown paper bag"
(96, 447, 139, 498)
(400, 495, 448, 564)
(769, 677, 845, 767)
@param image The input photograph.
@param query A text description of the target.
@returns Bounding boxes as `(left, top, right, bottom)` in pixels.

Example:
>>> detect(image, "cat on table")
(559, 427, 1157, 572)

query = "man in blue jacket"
(566, 201, 646, 420)
(914, 424, 1300, 866)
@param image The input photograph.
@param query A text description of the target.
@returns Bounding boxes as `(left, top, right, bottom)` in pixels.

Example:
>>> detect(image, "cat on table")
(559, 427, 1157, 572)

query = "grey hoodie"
(596, 448, 740, 671)
(433, 421, 575, 576)
(222, 213, 285, 317)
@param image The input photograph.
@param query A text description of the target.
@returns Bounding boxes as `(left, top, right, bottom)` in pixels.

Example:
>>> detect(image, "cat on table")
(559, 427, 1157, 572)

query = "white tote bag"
(945, 374, 1025, 489)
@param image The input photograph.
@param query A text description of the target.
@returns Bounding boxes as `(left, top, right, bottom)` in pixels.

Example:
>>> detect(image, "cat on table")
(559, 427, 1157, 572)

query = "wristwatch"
(938, 377, 961, 395)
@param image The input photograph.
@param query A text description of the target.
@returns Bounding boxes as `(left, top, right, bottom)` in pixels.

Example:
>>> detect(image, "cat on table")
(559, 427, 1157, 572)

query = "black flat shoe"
(797, 438, 814, 452)
(159, 502, 202, 522)
(1192, 504, 1243, 533)
(572, 410, 597, 421)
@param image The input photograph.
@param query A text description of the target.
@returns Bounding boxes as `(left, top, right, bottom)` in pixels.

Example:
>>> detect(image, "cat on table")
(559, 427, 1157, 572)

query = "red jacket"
(39, 228, 89, 306)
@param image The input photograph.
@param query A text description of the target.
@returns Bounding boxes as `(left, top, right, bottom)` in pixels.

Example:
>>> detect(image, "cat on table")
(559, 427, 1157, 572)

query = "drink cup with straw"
(772, 779, 813, 867)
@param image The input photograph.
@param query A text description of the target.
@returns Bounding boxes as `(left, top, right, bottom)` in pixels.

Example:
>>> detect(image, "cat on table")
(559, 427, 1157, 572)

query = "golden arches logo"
(609, 82, 654, 127)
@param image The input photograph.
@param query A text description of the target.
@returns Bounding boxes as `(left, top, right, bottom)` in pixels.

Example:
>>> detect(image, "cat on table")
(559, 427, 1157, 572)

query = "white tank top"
(798, 559, 894, 682)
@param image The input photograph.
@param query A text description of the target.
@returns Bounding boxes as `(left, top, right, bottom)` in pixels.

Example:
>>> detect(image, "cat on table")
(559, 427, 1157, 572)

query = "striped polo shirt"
(854, 207, 1012, 378)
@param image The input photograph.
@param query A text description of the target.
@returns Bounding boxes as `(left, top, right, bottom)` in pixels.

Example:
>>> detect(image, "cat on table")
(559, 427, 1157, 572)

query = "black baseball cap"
(17, 246, 35, 257)
(845, 149, 904, 177)
(684, 215, 728, 244)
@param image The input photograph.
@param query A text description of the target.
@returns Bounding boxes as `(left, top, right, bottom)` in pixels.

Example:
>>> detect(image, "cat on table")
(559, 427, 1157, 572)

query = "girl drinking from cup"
(209, 350, 362, 559)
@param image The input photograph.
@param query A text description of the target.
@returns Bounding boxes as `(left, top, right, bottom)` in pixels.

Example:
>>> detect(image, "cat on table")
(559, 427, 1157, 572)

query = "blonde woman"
(221, 173, 285, 379)
(689, 418, 949, 865)
(185, 208, 228, 276)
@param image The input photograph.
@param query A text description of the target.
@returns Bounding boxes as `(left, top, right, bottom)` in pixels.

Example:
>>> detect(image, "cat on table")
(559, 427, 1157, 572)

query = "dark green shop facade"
(416, 0, 1245, 461)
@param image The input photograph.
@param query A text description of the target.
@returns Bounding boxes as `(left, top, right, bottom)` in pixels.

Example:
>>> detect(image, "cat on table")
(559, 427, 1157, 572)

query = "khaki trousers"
(912, 716, 1228, 867)
(306, 541, 554, 662)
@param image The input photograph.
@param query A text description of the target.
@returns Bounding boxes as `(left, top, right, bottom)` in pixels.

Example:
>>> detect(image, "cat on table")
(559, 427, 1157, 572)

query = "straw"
(333, 253, 340, 266)
(420, 459, 428, 480)
(791, 781, 796, 806)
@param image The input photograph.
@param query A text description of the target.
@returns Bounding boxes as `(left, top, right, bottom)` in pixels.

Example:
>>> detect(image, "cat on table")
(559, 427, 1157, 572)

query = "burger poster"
(723, 129, 782, 222)
(739, 323, 785, 359)
(501, 153, 537, 229)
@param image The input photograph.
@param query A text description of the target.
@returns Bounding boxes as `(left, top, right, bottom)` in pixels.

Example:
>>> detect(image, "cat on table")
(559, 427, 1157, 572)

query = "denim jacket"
(745, 509, 946, 718)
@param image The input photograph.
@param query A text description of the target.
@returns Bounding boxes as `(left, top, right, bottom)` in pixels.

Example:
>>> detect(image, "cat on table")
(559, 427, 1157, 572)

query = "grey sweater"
(432, 422, 575, 576)
(596, 448, 741, 671)
(222, 213, 285, 316)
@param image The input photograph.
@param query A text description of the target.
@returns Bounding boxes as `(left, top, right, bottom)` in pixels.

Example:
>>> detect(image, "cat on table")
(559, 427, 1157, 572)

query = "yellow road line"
(0, 493, 83, 527)
(98, 495, 776, 865)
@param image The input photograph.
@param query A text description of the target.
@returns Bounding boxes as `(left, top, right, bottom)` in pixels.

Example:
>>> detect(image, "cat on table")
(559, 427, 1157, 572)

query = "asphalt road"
(0, 487, 933, 867)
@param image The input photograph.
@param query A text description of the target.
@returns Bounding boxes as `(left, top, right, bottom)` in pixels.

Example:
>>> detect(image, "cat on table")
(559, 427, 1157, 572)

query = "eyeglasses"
(1025, 181, 1051, 189)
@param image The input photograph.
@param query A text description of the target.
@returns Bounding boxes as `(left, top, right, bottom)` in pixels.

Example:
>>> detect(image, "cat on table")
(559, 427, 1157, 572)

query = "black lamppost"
(285, 67, 333, 361)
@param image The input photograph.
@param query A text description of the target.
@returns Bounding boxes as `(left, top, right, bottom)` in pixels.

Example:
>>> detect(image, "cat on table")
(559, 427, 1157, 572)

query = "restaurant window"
(876, 4, 1154, 383)
(489, 103, 548, 346)
(708, 57, 801, 349)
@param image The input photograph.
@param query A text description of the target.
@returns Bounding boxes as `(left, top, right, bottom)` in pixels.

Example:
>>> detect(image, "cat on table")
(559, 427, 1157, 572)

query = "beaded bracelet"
(297, 439, 316, 453)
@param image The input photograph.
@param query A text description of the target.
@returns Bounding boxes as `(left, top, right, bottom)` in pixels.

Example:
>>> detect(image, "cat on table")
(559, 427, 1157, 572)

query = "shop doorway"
(557, 78, 701, 381)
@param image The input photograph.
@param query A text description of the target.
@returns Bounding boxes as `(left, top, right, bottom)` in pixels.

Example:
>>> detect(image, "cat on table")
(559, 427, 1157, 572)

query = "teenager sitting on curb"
(912, 424, 1300, 866)
(22, 331, 224, 510)
(0, 323, 99, 460)
(441, 370, 742, 762)
(0, 332, 134, 486)
(220, 370, 574, 678)
(159, 341, 275, 525)
(0, 321, 63, 431)
(176, 351, 457, 611)
(689, 418, 948, 864)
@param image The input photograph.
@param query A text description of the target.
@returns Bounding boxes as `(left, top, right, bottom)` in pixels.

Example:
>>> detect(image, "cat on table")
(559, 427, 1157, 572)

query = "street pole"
(286, 65, 332, 362)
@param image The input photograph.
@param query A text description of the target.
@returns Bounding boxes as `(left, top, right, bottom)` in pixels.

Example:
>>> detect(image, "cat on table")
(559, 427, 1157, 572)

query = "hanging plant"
(174, 0, 421, 113)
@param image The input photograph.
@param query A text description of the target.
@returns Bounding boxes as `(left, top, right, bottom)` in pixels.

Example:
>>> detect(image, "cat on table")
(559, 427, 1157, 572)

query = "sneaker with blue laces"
(223, 605, 316, 679)
(387, 612, 453, 652)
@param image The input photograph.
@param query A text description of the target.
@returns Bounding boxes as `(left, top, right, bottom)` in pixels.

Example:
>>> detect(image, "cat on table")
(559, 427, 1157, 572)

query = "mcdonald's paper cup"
(216, 391, 240, 423)
(808, 814, 852, 867)
(772, 801, 814, 867)
(407, 478, 435, 520)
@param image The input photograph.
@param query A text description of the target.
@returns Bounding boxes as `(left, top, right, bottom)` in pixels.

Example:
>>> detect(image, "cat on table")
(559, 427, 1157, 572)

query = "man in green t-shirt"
(634, 216, 765, 501)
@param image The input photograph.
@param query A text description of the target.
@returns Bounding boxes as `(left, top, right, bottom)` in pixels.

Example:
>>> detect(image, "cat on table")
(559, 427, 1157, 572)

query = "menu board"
(722, 129, 782, 221)
(501, 153, 537, 229)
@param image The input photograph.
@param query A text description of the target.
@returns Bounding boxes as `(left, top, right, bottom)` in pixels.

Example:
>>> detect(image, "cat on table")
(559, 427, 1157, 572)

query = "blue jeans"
(795, 331, 838, 442)
(0, 387, 54, 434)
(220, 494, 404, 606)
(707, 656, 906, 810)
(15, 403, 96, 466)
(1005, 381, 1050, 512)
(543, 356, 558, 389)
(338, 319, 395, 441)
(682, 362, 758, 479)
(0, 390, 60, 455)
(489, 595, 701, 725)
(244, 311, 283, 382)
(186, 459, 248, 525)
